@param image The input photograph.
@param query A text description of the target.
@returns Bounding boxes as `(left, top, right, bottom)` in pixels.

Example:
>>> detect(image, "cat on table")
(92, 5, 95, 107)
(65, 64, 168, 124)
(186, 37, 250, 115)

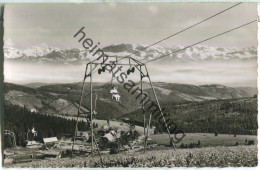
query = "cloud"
(148, 61, 257, 87)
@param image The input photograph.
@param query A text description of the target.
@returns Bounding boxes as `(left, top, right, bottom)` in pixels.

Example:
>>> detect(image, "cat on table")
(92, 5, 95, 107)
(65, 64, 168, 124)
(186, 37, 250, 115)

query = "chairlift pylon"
(72, 56, 175, 161)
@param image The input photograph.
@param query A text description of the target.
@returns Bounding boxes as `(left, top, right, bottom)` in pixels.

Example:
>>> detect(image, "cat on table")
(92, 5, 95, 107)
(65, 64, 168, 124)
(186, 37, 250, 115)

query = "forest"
(123, 97, 258, 135)
(3, 102, 88, 148)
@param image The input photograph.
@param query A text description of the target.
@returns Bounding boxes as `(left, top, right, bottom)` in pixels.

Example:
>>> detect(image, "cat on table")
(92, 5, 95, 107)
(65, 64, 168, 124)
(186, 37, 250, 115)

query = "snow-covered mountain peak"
(4, 44, 257, 64)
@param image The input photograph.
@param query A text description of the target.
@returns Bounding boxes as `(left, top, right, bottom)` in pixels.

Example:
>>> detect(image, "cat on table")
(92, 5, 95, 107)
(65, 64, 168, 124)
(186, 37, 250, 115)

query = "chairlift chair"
(110, 70, 121, 102)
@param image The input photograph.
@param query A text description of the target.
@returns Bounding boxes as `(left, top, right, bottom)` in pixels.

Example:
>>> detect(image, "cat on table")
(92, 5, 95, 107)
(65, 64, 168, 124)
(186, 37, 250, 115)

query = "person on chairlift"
(110, 86, 120, 102)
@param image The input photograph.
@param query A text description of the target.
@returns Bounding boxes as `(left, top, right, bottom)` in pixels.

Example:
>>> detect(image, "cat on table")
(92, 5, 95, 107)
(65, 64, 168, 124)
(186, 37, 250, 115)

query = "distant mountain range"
(22, 82, 60, 89)
(4, 82, 257, 119)
(4, 44, 257, 64)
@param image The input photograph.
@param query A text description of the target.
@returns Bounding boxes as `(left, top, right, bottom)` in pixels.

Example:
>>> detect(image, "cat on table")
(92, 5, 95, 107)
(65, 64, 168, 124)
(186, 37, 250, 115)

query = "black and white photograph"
(1, 1, 258, 168)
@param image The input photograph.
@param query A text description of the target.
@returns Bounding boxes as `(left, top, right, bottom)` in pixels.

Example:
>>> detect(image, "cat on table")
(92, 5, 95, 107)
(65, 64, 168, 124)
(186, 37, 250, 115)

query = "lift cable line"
(112, 2, 242, 63)
(46, 2, 243, 105)
(87, 14, 255, 100)
(61, 18, 256, 102)
(143, 19, 257, 64)
(75, 2, 242, 91)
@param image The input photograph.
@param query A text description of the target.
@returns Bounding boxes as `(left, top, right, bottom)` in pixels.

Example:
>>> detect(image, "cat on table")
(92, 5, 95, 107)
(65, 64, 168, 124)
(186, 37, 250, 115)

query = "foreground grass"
(6, 145, 257, 168)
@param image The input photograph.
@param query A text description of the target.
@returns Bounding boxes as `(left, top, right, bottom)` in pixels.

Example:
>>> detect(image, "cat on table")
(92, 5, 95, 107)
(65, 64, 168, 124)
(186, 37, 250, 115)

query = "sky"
(3, 3, 258, 87)
(4, 3, 257, 49)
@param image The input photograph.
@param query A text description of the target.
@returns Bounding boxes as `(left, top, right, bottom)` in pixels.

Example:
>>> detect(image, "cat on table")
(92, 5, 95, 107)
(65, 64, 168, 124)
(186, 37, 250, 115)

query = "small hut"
(43, 137, 58, 147)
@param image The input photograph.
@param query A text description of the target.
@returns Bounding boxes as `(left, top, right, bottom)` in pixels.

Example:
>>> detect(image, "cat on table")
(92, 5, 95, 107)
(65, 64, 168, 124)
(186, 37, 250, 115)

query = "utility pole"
(90, 63, 94, 156)
(72, 64, 88, 158)
(140, 65, 146, 153)
(214, 106, 216, 131)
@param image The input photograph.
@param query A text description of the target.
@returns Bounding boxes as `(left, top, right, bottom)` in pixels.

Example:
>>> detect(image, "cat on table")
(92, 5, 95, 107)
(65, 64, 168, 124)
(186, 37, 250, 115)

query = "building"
(103, 133, 115, 142)
(76, 131, 89, 141)
(43, 137, 58, 147)
(26, 140, 42, 148)
(102, 130, 121, 142)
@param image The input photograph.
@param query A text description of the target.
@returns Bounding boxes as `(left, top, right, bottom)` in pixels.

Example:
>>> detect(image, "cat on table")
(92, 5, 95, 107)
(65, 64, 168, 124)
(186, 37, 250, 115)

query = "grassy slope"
(150, 133, 257, 147)
(4, 82, 254, 117)
(61, 83, 252, 119)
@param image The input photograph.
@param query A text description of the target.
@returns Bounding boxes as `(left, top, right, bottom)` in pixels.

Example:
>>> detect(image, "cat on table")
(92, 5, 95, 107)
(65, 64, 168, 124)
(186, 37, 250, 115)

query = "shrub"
(248, 140, 254, 145)
(110, 147, 119, 154)
(179, 143, 185, 148)
(109, 142, 119, 154)
(188, 143, 195, 148)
